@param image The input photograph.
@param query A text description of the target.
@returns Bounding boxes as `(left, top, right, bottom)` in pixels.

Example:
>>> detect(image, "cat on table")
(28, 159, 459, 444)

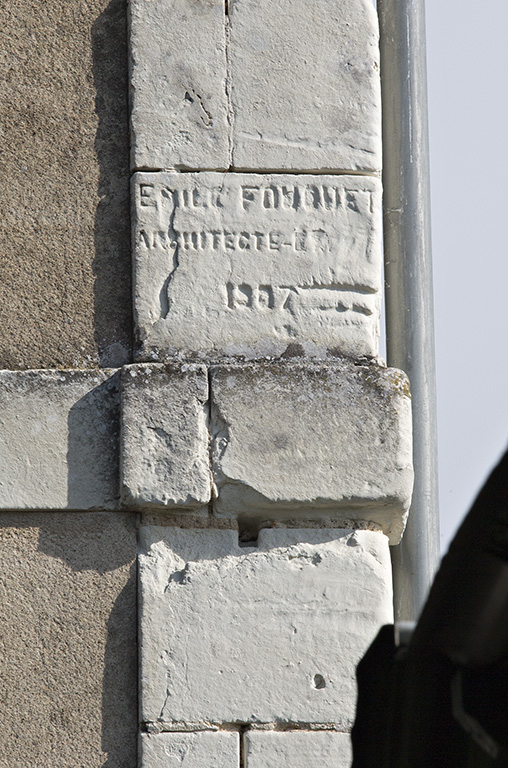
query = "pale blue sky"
(426, 0, 508, 550)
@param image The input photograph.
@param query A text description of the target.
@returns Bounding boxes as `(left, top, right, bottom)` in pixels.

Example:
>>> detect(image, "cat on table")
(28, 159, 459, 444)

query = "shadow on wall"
(102, 562, 138, 768)
(91, 0, 133, 368)
(66, 373, 120, 510)
(65, 373, 135, 760)
(37, 513, 138, 768)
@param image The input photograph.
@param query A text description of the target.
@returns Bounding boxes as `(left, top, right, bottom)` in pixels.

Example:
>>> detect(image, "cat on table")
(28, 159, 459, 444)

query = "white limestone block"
(121, 364, 211, 509)
(140, 731, 239, 768)
(211, 362, 413, 544)
(129, 0, 229, 170)
(133, 172, 382, 361)
(229, 0, 381, 172)
(0, 370, 119, 510)
(244, 730, 352, 768)
(139, 526, 393, 726)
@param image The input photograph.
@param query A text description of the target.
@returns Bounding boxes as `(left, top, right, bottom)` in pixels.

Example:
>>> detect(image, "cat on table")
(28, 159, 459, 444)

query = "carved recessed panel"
(133, 172, 382, 361)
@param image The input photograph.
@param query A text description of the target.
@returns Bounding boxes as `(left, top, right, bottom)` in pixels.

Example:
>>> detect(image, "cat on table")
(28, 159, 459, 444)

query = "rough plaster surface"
(211, 362, 413, 544)
(121, 363, 211, 508)
(139, 527, 393, 727)
(140, 731, 239, 768)
(0, 369, 119, 510)
(133, 172, 382, 361)
(130, 0, 229, 170)
(0, 512, 137, 768)
(230, 0, 381, 171)
(0, 0, 131, 369)
(244, 730, 352, 768)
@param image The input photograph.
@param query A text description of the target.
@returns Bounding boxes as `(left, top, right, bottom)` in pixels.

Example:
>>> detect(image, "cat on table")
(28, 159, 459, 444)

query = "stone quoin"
(0, 0, 414, 766)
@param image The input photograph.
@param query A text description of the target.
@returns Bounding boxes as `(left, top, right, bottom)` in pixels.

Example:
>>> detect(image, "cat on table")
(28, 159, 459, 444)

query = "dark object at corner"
(352, 449, 508, 767)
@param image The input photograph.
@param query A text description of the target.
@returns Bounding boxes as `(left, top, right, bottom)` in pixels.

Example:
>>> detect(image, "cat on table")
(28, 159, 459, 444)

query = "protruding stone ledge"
(132, 172, 382, 362)
(211, 361, 413, 544)
(2, 360, 412, 533)
(0, 369, 120, 510)
(120, 364, 211, 510)
(244, 730, 352, 768)
(139, 527, 393, 726)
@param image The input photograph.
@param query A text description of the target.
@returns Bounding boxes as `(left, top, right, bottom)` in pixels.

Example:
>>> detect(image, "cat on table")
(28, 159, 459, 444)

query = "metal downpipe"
(377, 0, 440, 620)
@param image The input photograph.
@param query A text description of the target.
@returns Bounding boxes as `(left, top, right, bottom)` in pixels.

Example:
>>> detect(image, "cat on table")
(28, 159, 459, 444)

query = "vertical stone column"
(129, 1, 413, 767)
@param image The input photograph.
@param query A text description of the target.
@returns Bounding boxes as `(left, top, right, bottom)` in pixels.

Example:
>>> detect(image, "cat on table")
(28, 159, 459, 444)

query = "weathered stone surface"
(121, 364, 211, 509)
(130, 0, 229, 170)
(211, 362, 413, 544)
(0, 512, 137, 768)
(244, 730, 352, 768)
(133, 172, 382, 361)
(0, 0, 131, 370)
(139, 527, 393, 726)
(0, 369, 119, 510)
(230, 0, 381, 172)
(140, 731, 239, 768)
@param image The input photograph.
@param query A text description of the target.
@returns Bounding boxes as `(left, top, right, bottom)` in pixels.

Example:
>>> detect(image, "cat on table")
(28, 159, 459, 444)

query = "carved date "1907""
(227, 283, 279, 310)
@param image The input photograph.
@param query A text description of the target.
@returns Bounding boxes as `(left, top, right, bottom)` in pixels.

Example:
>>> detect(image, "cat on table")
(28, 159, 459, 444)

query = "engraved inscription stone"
(129, 0, 229, 170)
(133, 172, 382, 361)
(230, 0, 381, 171)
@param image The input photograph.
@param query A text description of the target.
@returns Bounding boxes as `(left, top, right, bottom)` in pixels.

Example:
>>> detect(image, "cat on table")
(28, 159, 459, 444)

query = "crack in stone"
(224, 0, 234, 167)
(184, 89, 213, 128)
(143, 720, 351, 733)
(160, 197, 178, 320)
(132, 167, 380, 177)
(159, 689, 172, 721)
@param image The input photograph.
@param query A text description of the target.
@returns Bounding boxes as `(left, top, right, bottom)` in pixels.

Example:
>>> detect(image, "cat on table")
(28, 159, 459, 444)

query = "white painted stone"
(133, 172, 382, 361)
(140, 731, 239, 768)
(129, 0, 229, 170)
(244, 730, 352, 768)
(139, 527, 393, 726)
(0, 370, 119, 510)
(211, 362, 413, 544)
(121, 364, 211, 509)
(230, 0, 381, 172)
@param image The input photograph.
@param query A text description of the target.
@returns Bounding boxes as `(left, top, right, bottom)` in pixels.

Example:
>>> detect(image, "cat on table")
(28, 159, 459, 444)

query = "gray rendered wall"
(0, 3, 137, 767)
